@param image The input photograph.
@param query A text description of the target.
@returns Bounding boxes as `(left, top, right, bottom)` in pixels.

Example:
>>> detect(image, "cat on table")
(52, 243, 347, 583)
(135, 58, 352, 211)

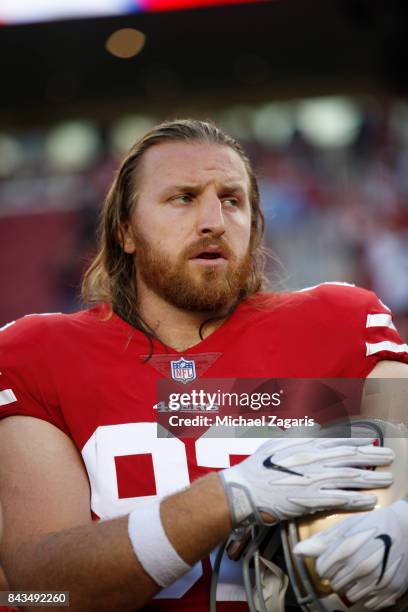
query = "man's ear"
(119, 223, 136, 254)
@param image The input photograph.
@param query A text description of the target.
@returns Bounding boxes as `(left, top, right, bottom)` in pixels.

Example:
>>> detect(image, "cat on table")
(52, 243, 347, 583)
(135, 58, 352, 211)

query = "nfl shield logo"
(170, 357, 196, 384)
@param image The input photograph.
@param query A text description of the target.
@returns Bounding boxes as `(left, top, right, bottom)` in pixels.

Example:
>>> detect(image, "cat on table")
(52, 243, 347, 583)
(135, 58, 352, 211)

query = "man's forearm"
(6, 473, 231, 612)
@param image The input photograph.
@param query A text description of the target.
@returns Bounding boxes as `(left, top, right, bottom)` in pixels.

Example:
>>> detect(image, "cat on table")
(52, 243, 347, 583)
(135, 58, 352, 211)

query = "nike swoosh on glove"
(219, 437, 394, 527)
(294, 499, 408, 610)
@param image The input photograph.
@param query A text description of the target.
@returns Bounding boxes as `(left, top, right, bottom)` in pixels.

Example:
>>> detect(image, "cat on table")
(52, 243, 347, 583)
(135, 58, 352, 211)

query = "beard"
(134, 231, 253, 312)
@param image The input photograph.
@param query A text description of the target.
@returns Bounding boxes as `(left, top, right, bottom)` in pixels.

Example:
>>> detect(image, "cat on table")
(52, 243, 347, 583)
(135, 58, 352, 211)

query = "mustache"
(183, 236, 234, 259)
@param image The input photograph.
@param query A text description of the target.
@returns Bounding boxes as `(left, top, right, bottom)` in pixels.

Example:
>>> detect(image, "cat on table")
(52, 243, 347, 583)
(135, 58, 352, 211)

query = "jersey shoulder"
(278, 282, 397, 339)
(0, 305, 108, 347)
(241, 283, 407, 372)
(287, 282, 407, 368)
(241, 282, 384, 320)
(0, 311, 61, 339)
(0, 313, 61, 365)
(295, 281, 388, 314)
(0, 306, 114, 376)
(1, 310, 81, 352)
(0, 306, 109, 431)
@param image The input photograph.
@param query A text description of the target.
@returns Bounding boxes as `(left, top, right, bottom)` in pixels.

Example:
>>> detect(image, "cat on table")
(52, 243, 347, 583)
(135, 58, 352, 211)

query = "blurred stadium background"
(1, 0, 407, 338)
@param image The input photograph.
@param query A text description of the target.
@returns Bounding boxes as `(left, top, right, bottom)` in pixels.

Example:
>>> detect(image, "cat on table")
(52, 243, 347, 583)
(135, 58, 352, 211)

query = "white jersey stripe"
(25, 312, 61, 317)
(297, 281, 356, 293)
(366, 341, 408, 357)
(366, 313, 397, 331)
(0, 321, 15, 332)
(0, 313, 61, 333)
(0, 388, 17, 406)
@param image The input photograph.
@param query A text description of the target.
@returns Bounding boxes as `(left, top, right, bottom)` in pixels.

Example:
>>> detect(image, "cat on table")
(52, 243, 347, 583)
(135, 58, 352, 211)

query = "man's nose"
(195, 195, 226, 237)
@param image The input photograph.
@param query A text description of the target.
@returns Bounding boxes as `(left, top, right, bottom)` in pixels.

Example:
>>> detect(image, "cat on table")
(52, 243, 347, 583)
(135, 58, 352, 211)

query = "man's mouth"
(189, 246, 228, 261)
(193, 252, 224, 260)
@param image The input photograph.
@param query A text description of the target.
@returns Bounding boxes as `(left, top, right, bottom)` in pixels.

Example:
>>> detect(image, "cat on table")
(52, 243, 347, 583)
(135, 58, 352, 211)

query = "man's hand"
(220, 437, 394, 526)
(294, 500, 408, 610)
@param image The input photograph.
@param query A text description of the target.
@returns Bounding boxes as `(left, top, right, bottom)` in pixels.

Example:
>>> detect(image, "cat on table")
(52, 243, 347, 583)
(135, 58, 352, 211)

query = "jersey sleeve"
(307, 283, 408, 376)
(363, 290, 408, 369)
(0, 316, 68, 434)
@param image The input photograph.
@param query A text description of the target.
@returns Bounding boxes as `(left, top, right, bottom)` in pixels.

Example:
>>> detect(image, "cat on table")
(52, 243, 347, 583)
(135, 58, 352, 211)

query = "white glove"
(294, 499, 408, 610)
(219, 437, 394, 526)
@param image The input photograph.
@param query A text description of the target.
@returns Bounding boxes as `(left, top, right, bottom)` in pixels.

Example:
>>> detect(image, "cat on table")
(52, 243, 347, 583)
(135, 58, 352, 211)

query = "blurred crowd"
(1, 96, 407, 337)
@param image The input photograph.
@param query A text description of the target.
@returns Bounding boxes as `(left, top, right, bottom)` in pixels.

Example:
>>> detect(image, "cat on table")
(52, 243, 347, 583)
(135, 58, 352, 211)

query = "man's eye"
(223, 198, 239, 207)
(175, 194, 193, 204)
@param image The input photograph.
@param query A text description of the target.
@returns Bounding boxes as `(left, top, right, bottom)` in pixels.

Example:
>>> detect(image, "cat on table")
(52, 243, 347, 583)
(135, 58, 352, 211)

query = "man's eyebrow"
(221, 183, 247, 194)
(161, 184, 201, 196)
(160, 182, 248, 197)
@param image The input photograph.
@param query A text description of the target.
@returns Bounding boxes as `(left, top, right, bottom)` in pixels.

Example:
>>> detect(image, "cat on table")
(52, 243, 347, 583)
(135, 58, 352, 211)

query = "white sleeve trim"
(0, 388, 17, 406)
(366, 313, 397, 331)
(366, 341, 408, 357)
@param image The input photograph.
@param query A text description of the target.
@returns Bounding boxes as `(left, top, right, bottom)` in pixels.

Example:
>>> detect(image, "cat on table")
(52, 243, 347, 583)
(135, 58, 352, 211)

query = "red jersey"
(0, 283, 407, 611)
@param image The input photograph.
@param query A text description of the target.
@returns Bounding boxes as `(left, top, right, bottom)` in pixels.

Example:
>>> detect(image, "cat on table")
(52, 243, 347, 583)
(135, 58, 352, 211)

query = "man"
(0, 119, 407, 611)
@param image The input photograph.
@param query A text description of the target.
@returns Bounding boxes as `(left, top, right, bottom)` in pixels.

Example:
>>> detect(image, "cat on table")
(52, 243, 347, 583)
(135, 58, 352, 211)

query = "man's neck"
(136, 285, 229, 352)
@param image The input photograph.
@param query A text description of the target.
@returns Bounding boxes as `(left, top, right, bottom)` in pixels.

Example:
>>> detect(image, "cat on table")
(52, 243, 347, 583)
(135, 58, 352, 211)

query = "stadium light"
(45, 120, 100, 171)
(253, 102, 294, 146)
(105, 28, 146, 59)
(296, 96, 361, 148)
